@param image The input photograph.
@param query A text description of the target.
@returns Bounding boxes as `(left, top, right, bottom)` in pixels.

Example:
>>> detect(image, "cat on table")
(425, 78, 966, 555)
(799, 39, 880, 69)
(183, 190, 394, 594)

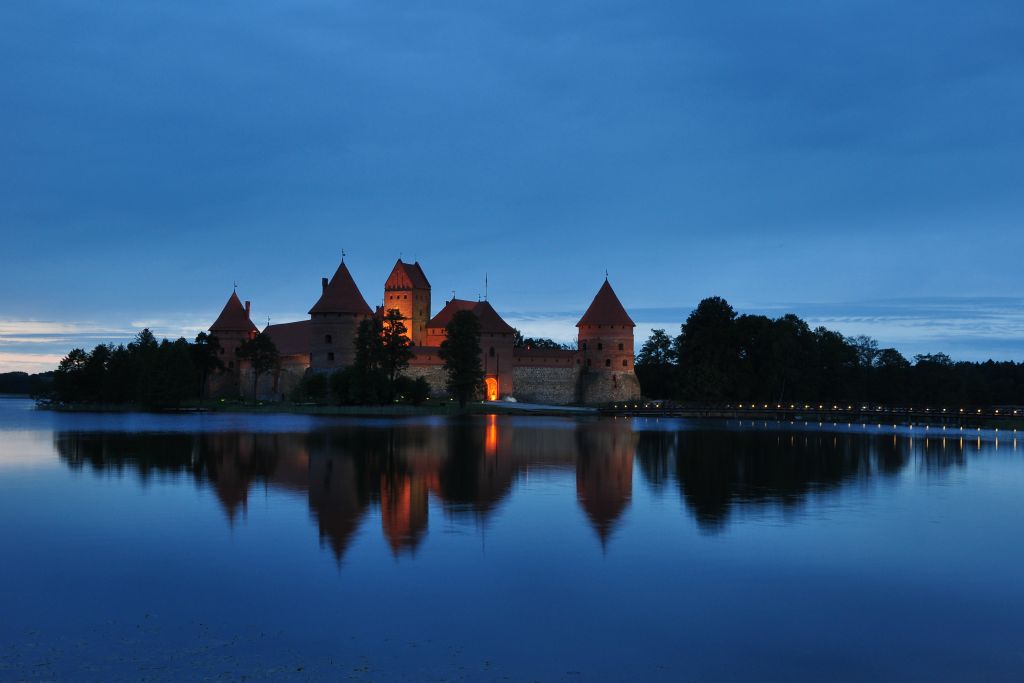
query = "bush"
(293, 371, 328, 403)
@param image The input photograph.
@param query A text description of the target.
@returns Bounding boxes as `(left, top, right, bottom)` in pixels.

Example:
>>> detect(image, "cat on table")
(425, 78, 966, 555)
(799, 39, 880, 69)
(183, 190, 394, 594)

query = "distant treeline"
(49, 329, 224, 407)
(636, 297, 1024, 407)
(0, 371, 53, 396)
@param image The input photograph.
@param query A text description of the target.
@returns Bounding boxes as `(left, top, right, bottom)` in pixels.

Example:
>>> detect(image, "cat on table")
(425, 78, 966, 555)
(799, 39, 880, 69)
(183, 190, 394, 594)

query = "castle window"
(325, 334, 332, 344)
(327, 352, 335, 362)
(605, 359, 611, 367)
(582, 342, 587, 351)
(618, 343, 624, 351)
(622, 359, 628, 367)
(489, 347, 495, 357)
(586, 359, 592, 367)
(597, 343, 603, 351)
(576, 359, 581, 365)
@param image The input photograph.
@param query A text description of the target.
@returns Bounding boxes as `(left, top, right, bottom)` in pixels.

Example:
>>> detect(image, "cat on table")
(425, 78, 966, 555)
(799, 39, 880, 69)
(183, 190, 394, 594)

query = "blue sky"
(1, 0, 1022, 372)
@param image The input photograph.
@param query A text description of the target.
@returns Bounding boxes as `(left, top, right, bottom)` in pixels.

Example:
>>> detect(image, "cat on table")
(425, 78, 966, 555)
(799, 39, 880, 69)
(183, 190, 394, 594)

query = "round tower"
(576, 278, 641, 404)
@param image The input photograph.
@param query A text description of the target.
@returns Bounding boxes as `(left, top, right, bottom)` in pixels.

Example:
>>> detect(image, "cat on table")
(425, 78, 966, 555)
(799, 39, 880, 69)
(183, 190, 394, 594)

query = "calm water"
(1, 397, 1023, 682)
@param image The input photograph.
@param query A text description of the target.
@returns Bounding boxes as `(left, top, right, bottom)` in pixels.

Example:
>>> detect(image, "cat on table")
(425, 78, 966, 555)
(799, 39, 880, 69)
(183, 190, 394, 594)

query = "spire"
(309, 260, 373, 315)
(577, 279, 635, 327)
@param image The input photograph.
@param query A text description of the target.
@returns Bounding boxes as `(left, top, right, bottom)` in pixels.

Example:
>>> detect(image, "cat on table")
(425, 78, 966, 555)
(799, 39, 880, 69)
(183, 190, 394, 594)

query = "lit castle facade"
(208, 257, 641, 405)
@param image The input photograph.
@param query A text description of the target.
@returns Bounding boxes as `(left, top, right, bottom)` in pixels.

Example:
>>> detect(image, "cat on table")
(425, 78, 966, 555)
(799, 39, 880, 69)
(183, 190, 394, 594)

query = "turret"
(576, 278, 635, 372)
(209, 290, 259, 366)
(308, 259, 373, 370)
(576, 278, 641, 404)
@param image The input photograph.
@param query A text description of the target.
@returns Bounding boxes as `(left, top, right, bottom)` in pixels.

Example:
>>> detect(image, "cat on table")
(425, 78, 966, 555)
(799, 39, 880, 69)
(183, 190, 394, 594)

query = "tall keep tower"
(577, 278, 641, 403)
(309, 259, 373, 371)
(383, 259, 431, 346)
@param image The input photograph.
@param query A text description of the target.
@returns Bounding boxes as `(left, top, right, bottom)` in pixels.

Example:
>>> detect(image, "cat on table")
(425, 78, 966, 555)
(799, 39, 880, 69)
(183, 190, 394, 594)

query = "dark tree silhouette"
(192, 332, 223, 399)
(381, 309, 414, 397)
(236, 332, 279, 401)
(439, 310, 483, 408)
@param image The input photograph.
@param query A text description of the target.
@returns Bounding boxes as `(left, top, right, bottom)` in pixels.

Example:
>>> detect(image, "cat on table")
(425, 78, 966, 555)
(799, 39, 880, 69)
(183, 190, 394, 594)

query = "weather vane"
(233, 280, 237, 292)
(341, 248, 346, 263)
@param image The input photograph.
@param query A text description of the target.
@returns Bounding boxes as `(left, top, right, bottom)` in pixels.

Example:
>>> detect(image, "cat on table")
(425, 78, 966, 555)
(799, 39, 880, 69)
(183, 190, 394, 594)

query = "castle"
(207, 256, 641, 405)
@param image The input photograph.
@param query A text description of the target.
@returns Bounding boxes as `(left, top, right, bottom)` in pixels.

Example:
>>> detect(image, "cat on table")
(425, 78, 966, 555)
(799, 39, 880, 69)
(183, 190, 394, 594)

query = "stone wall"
(579, 370, 641, 405)
(511, 366, 580, 404)
(239, 354, 309, 401)
(404, 365, 450, 398)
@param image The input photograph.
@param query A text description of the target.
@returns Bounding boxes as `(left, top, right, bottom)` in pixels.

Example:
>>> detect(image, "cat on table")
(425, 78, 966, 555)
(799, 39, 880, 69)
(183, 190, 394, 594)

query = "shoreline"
(30, 398, 599, 418)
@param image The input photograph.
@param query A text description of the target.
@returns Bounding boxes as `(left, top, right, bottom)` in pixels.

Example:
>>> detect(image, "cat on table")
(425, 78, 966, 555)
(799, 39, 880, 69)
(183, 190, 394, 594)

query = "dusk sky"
(2, 0, 1022, 372)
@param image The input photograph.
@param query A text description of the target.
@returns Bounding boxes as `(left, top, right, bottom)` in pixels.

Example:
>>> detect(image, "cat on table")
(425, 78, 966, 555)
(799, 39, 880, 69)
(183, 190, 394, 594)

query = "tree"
(295, 370, 328, 403)
(513, 329, 572, 350)
(353, 316, 385, 375)
(675, 297, 739, 401)
(439, 310, 484, 408)
(381, 309, 414, 397)
(636, 329, 675, 366)
(54, 348, 90, 402)
(236, 333, 279, 401)
(128, 329, 161, 403)
(192, 332, 223, 399)
(635, 329, 677, 399)
(848, 335, 880, 368)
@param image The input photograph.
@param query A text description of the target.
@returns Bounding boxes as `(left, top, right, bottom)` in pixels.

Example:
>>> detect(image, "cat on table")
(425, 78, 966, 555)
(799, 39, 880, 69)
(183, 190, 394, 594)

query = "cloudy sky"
(1, 0, 1022, 372)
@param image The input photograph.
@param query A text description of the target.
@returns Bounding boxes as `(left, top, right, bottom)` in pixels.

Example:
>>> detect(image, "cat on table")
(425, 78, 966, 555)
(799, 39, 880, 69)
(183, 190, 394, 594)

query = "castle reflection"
(53, 418, 968, 557)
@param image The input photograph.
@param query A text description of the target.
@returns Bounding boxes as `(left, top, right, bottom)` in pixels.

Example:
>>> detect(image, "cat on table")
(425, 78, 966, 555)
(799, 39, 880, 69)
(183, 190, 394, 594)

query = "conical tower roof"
(210, 291, 258, 334)
(309, 261, 373, 315)
(577, 279, 634, 327)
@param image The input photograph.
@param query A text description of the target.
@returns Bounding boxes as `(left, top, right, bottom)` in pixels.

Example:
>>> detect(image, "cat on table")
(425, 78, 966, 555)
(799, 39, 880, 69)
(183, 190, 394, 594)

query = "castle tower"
(208, 290, 259, 396)
(209, 291, 259, 353)
(308, 259, 373, 371)
(383, 259, 431, 345)
(577, 278, 642, 403)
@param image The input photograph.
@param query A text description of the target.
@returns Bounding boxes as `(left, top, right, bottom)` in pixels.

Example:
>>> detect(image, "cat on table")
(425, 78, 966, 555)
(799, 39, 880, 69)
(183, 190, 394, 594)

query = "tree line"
(50, 329, 225, 407)
(635, 296, 1024, 407)
(50, 309, 488, 408)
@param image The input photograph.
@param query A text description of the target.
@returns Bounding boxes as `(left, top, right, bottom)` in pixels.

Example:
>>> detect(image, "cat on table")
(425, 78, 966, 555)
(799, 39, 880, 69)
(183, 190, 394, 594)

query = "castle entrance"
(485, 377, 498, 401)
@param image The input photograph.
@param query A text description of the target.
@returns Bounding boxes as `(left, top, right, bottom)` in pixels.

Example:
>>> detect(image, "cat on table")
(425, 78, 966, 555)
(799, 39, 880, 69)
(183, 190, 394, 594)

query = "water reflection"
(636, 427, 966, 531)
(54, 418, 971, 556)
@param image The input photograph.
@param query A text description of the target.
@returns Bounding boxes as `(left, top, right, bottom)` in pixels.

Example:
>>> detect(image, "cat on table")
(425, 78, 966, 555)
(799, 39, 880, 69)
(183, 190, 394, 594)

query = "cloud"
(0, 352, 65, 374)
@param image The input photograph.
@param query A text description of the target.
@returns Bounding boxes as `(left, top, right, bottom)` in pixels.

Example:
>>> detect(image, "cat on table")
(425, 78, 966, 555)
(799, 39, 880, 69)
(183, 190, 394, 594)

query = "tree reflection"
(635, 426, 964, 532)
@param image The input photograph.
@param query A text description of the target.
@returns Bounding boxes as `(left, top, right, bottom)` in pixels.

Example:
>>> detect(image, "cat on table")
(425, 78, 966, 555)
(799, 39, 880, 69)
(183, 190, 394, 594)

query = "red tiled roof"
(427, 299, 516, 335)
(263, 319, 310, 357)
(210, 292, 259, 334)
(309, 261, 373, 316)
(577, 280, 634, 327)
(385, 259, 431, 290)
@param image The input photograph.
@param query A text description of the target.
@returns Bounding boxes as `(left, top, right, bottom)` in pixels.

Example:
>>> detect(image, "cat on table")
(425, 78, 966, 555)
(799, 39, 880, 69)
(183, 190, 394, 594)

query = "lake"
(1, 396, 1022, 681)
